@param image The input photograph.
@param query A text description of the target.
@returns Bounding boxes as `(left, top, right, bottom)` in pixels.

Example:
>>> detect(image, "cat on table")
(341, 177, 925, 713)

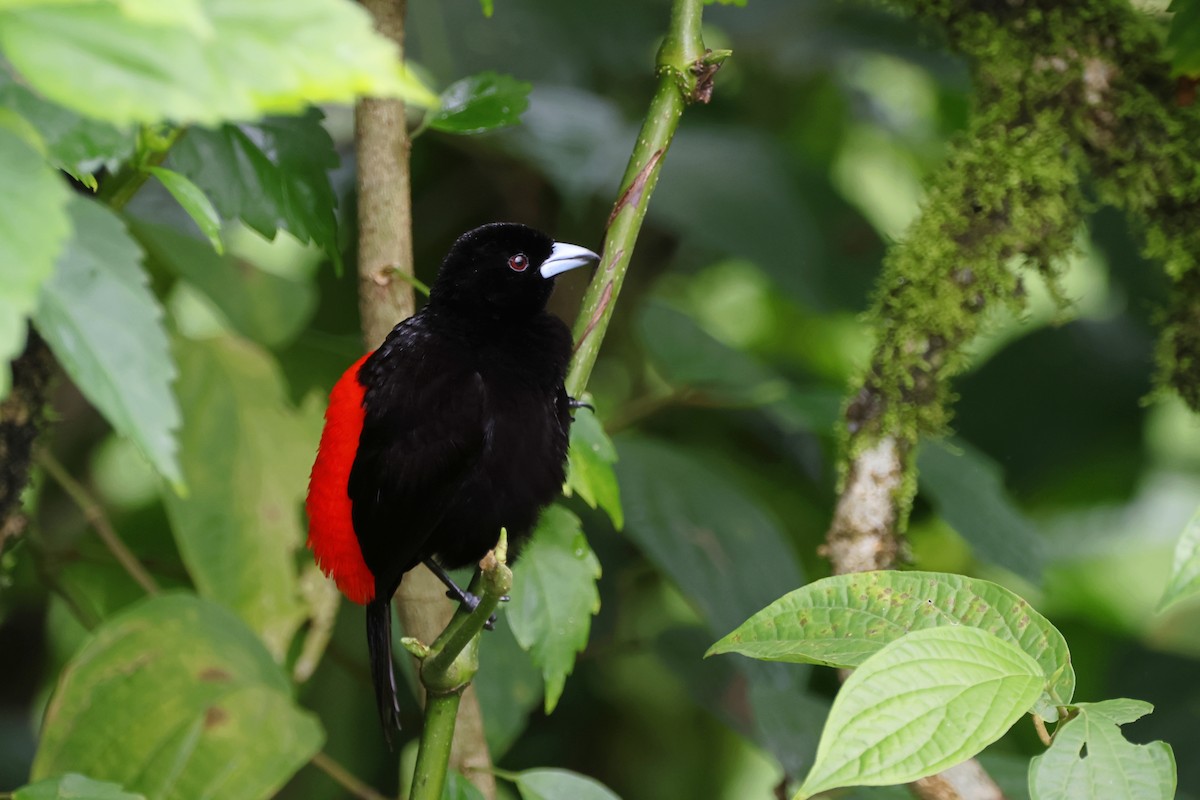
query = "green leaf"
(430, 72, 531, 135)
(514, 768, 621, 800)
(14, 773, 145, 800)
(32, 593, 324, 800)
(144, 167, 223, 254)
(1028, 699, 1176, 800)
(474, 613, 543, 757)
(796, 627, 1044, 799)
(639, 303, 840, 432)
(0, 0, 437, 127)
(131, 221, 316, 349)
(33, 197, 182, 486)
(616, 437, 804, 635)
(1158, 505, 1200, 611)
(0, 72, 133, 189)
(478, 0, 493, 16)
(0, 125, 71, 398)
(708, 570, 1074, 721)
(1168, 0, 1200, 75)
(443, 772, 487, 800)
(507, 505, 601, 713)
(170, 109, 341, 268)
(918, 438, 1044, 582)
(163, 335, 323, 659)
(565, 406, 622, 528)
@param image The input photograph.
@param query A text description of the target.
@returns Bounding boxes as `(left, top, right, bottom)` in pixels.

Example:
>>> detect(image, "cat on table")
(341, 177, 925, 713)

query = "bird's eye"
(508, 253, 529, 272)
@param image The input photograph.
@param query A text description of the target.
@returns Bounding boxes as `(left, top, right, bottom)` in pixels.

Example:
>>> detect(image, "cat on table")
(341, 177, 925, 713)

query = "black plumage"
(347, 223, 597, 733)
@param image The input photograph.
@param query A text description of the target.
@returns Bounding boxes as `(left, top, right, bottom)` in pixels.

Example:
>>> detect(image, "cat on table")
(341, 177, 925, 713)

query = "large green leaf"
(514, 769, 621, 800)
(638, 302, 841, 432)
(1158, 505, 1200, 611)
(32, 593, 324, 800)
(565, 406, 622, 529)
(796, 626, 1044, 799)
(708, 570, 1074, 721)
(430, 72, 531, 135)
(0, 0, 437, 127)
(132, 221, 316, 348)
(615, 436, 804, 635)
(169, 109, 341, 268)
(508, 505, 601, 713)
(14, 773, 145, 800)
(918, 438, 1044, 582)
(0, 125, 71, 398)
(474, 613, 543, 757)
(33, 197, 182, 486)
(1028, 700, 1176, 800)
(0, 72, 132, 189)
(163, 335, 322, 659)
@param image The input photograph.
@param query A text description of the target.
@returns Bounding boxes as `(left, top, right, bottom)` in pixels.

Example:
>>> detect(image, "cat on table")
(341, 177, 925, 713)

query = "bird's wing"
(348, 334, 487, 596)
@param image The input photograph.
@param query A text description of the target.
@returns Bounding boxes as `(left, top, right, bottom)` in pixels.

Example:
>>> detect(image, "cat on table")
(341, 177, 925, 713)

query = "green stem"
(97, 126, 184, 212)
(409, 540, 511, 797)
(410, 691, 463, 800)
(565, 0, 721, 396)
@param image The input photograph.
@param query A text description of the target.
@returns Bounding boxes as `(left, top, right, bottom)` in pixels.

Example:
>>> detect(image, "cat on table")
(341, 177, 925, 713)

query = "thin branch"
(565, 0, 727, 397)
(36, 449, 161, 596)
(310, 751, 389, 800)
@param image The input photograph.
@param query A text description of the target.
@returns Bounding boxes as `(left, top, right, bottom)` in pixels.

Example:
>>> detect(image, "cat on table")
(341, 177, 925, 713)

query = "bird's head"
(428, 223, 599, 319)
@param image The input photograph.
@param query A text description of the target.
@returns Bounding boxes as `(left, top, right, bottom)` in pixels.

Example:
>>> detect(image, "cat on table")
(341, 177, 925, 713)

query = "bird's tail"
(366, 597, 402, 743)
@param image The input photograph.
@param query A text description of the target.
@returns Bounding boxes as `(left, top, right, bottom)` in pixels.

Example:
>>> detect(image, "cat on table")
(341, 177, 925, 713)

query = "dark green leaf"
(132, 221, 316, 348)
(639, 302, 840, 432)
(0, 0, 436, 127)
(33, 197, 182, 486)
(442, 772, 487, 800)
(170, 109, 341, 268)
(164, 335, 323, 659)
(14, 773, 145, 800)
(1028, 700, 1176, 800)
(474, 613, 543, 757)
(0, 125, 71, 398)
(507, 505, 601, 713)
(145, 167, 223, 254)
(0, 73, 132, 189)
(431, 72, 531, 134)
(566, 406, 622, 528)
(918, 438, 1044, 582)
(615, 436, 804, 635)
(32, 593, 324, 800)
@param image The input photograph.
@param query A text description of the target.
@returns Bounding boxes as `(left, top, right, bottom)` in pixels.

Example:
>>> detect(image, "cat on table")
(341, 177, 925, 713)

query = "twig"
(35, 449, 161, 596)
(564, 0, 727, 397)
(408, 543, 512, 800)
(310, 751, 389, 800)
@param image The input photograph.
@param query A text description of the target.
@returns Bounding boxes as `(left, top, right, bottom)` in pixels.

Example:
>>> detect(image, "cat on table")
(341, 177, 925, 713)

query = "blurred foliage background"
(2, 0, 1198, 798)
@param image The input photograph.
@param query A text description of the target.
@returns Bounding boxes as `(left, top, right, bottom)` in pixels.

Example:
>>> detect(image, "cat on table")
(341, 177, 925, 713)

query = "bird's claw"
(567, 396, 594, 412)
(444, 588, 499, 630)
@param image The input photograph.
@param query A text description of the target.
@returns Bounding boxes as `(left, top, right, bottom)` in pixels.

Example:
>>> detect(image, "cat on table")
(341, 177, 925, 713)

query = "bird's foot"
(567, 396, 594, 412)
(424, 560, 501, 629)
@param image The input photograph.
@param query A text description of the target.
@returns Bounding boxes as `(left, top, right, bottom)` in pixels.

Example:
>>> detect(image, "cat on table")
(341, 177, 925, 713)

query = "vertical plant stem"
(566, 0, 723, 396)
(409, 692, 463, 800)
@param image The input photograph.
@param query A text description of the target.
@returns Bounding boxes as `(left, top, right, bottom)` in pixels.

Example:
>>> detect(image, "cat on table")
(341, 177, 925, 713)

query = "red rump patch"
(306, 353, 375, 604)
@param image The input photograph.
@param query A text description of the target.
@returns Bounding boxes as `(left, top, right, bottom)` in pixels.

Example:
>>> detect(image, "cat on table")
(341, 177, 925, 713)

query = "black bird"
(306, 222, 599, 734)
